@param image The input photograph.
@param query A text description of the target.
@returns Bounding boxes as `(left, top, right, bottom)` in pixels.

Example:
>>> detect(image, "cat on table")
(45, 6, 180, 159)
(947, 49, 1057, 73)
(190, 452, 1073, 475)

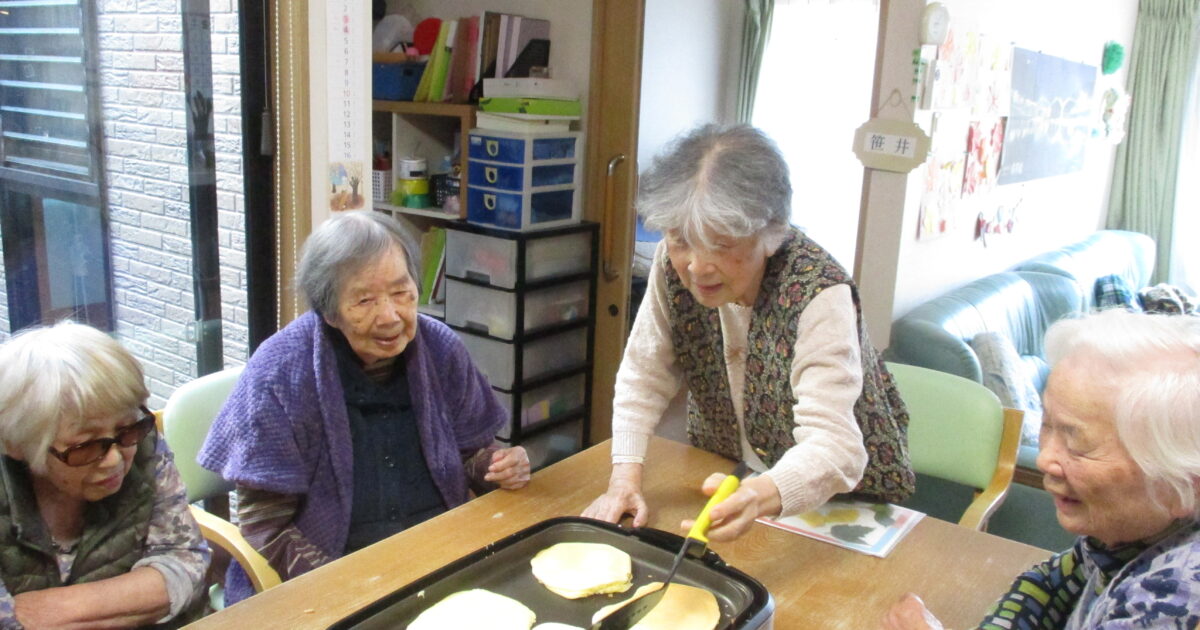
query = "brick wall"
(96, 0, 247, 406)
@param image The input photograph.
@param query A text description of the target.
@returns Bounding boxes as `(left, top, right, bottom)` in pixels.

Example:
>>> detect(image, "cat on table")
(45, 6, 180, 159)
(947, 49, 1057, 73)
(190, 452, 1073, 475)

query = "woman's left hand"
(484, 446, 531, 490)
(680, 473, 782, 542)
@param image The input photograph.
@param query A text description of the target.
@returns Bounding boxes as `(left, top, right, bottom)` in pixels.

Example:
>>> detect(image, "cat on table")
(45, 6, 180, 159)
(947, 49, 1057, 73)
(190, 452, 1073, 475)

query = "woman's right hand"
(880, 593, 944, 630)
(582, 463, 649, 527)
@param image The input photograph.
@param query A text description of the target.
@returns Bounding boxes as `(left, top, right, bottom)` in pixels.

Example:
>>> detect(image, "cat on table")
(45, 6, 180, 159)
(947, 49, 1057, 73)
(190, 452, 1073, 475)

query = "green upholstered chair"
(887, 362, 1023, 531)
(157, 366, 282, 595)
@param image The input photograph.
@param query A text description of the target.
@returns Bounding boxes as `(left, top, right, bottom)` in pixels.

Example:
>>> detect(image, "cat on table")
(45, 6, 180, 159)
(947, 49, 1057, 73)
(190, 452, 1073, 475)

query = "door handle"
(601, 154, 627, 282)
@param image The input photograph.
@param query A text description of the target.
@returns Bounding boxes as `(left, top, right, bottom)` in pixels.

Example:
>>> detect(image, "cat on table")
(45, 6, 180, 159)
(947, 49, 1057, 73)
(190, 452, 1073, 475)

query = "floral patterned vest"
(663, 228, 916, 503)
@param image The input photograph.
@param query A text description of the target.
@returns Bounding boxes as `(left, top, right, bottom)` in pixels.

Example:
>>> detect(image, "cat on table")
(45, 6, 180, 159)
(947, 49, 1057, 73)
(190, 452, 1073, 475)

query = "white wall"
(858, 0, 1139, 345)
(638, 0, 742, 170)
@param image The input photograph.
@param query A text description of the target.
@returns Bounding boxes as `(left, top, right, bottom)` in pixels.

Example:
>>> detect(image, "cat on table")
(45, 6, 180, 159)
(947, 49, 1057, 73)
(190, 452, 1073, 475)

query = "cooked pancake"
(530, 542, 633, 599)
(591, 582, 720, 630)
(408, 588, 536, 629)
(532, 624, 584, 630)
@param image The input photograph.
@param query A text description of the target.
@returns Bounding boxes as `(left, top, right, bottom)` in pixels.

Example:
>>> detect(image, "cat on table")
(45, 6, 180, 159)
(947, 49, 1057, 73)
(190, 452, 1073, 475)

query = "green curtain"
(735, 0, 775, 123)
(1106, 0, 1200, 283)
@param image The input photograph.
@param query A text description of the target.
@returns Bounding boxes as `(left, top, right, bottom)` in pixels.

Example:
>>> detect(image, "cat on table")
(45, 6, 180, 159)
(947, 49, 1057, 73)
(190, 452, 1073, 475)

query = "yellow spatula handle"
(686, 474, 741, 544)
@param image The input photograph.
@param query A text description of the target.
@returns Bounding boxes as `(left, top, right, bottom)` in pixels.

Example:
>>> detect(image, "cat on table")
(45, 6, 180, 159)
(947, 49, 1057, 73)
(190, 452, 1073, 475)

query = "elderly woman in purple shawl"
(199, 210, 529, 604)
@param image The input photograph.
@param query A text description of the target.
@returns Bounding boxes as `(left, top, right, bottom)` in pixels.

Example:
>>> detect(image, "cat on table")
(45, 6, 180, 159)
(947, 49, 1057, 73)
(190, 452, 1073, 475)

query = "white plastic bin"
(446, 278, 589, 340)
(445, 229, 592, 289)
(456, 326, 588, 391)
(492, 373, 588, 439)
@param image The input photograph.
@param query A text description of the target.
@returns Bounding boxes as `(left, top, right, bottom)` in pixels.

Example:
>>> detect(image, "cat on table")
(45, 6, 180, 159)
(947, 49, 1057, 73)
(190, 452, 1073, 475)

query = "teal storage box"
(373, 62, 425, 101)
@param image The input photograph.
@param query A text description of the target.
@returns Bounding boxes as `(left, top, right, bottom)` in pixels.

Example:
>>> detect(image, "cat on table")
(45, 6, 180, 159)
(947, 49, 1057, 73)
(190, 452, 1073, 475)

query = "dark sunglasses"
(47, 406, 156, 467)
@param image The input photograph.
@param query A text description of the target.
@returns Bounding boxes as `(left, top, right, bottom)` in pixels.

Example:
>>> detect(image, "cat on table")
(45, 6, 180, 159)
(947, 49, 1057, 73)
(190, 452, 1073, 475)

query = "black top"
(324, 324, 445, 554)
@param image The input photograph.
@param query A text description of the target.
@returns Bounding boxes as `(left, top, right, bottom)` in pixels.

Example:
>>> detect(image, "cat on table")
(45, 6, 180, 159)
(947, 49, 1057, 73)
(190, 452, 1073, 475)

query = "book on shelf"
(483, 77, 576, 100)
(498, 15, 549, 78)
(425, 20, 455, 102)
(755, 497, 924, 558)
(479, 96, 581, 117)
(445, 15, 479, 103)
(475, 111, 571, 133)
(418, 227, 446, 305)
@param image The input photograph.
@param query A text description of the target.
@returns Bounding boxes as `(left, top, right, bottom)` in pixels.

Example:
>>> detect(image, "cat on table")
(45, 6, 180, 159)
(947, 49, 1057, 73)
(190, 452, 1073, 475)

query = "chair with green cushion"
(159, 366, 282, 598)
(887, 362, 1023, 531)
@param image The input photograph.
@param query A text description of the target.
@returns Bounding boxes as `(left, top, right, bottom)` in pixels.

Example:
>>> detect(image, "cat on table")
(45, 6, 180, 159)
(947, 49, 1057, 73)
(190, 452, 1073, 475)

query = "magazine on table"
(756, 498, 924, 558)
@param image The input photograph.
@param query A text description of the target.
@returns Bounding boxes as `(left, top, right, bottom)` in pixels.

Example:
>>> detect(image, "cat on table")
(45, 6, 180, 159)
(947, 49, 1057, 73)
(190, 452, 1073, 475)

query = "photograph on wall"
(329, 161, 366, 211)
(917, 112, 968, 240)
(962, 117, 1006, 198)
(997, 48, 1097, 184)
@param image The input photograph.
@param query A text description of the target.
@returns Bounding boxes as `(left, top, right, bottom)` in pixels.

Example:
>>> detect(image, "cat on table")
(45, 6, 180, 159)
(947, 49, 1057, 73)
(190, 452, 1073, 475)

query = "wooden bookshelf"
(372, 100, 475, 219)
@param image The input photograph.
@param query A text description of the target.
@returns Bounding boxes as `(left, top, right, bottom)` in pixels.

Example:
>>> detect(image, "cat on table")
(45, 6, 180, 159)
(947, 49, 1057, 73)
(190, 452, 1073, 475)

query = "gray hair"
(0, 321, 149, 474)
(637, 124, 792, 249)
(297, 210, 422, 318)
(1044, 309, 1200, 516)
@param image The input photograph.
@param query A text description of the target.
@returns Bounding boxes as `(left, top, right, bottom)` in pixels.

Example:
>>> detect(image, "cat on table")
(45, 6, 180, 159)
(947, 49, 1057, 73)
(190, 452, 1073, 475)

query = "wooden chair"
(887, 362, 1023, 531)
(155, 366, 281, 596)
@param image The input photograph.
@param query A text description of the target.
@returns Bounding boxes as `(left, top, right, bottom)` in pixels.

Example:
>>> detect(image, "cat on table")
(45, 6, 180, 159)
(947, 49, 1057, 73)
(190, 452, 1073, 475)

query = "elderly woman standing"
(883, 309, 1200, 629)
(199, 210, 529, 604)
(584, 124, 914, 541)
(0, 322, 209, 628)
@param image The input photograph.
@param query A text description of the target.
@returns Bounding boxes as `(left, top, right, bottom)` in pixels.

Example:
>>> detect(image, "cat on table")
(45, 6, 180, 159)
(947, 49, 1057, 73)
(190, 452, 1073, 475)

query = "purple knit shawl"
(198, 311, 503, 602)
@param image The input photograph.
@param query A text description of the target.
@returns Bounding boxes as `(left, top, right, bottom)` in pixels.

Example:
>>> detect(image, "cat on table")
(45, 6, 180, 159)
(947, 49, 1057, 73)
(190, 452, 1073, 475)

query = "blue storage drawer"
(468, 160, 577, 192)
(532, 137, 576, 160)
(469, 134, 527, 163)
(467, 185, 577, 231)
(468, 130, 580, 165)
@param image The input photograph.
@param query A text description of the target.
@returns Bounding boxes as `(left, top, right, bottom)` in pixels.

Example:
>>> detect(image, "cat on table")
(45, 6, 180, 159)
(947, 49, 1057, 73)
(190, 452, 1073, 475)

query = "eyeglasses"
(47, 406, 156, 467)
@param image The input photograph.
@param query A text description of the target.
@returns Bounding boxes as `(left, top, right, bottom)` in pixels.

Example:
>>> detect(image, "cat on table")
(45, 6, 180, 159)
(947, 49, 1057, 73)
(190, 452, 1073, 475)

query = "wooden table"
(188, 437, 1051, 629)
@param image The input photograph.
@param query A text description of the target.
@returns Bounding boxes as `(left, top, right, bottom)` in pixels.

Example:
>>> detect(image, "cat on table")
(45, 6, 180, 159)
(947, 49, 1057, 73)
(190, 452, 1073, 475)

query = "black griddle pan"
(328, 516, 774, 629)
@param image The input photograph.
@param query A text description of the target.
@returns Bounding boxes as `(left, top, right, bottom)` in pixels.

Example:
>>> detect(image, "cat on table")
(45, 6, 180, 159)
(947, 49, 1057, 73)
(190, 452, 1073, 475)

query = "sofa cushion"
(886, 271, 1082, 390)
(1012, 230, 1156, 310)
(970, 331, 1043, 447)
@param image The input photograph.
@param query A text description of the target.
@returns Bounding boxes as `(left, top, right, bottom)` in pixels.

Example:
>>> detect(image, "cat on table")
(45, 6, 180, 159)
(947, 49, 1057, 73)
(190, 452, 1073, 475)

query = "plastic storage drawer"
(445, 278, 589, 340)
(493, 373, 587, 440)
(521, 419, 584, 469)
(468, 160, 577, 191)
(445, 229, 592, 289)
(468, 130, 579, 165)
(467, 184, 577, 230)
(456, 326, 588, 391)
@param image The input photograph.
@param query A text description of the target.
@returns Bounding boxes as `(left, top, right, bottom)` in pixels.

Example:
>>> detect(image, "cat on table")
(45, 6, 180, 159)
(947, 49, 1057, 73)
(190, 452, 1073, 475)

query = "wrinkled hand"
(880, 593, 944, 630)
(680, 472, 782, 543)
(13, 588, 59, 629)
(582, 463, 648, 527)
(484, 446, 530, 490)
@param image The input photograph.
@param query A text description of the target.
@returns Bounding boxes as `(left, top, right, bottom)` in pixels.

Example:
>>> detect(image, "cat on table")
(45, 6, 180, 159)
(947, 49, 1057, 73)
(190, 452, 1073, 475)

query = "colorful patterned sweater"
(978, 520, 1200, 629)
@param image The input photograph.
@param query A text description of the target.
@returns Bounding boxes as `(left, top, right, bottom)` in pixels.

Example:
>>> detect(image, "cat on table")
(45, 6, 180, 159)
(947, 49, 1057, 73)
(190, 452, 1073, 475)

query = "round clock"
(921, 2, 950, 46)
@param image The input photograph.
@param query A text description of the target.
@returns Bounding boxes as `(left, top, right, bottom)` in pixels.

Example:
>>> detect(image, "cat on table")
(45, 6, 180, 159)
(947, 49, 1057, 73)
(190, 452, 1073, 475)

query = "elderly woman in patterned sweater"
(583, 124, 914, 541)
(0, 322, 210, 628)
(883, 309, 1200, 629)
(199, 210, 529, 605)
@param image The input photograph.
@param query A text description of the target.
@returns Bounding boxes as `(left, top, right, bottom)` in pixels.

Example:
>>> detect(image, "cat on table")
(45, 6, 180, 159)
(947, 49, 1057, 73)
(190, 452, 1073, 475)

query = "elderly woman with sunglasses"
(199, 210, 529, 606)
(0, 322, 209, 629)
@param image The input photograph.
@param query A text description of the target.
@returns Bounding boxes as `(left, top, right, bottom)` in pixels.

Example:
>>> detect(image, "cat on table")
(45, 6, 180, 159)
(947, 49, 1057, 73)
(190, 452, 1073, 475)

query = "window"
(752, 0, 880, 269)
(0, 0, 113, 330)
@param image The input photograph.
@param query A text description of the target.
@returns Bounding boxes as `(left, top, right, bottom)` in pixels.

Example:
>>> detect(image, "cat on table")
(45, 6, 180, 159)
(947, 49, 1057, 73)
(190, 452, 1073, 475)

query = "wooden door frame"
(584, 0, 644, 444)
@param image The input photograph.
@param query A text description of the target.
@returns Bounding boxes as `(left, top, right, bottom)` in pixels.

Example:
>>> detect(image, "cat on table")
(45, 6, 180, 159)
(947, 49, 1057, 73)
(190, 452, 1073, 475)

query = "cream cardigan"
(612, 243, 868, 516)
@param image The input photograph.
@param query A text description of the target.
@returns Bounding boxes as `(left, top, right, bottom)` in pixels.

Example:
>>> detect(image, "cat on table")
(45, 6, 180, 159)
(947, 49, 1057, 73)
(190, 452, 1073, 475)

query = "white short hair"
(0, 322, 149, 474)
(1045, 309, 1200, 515)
